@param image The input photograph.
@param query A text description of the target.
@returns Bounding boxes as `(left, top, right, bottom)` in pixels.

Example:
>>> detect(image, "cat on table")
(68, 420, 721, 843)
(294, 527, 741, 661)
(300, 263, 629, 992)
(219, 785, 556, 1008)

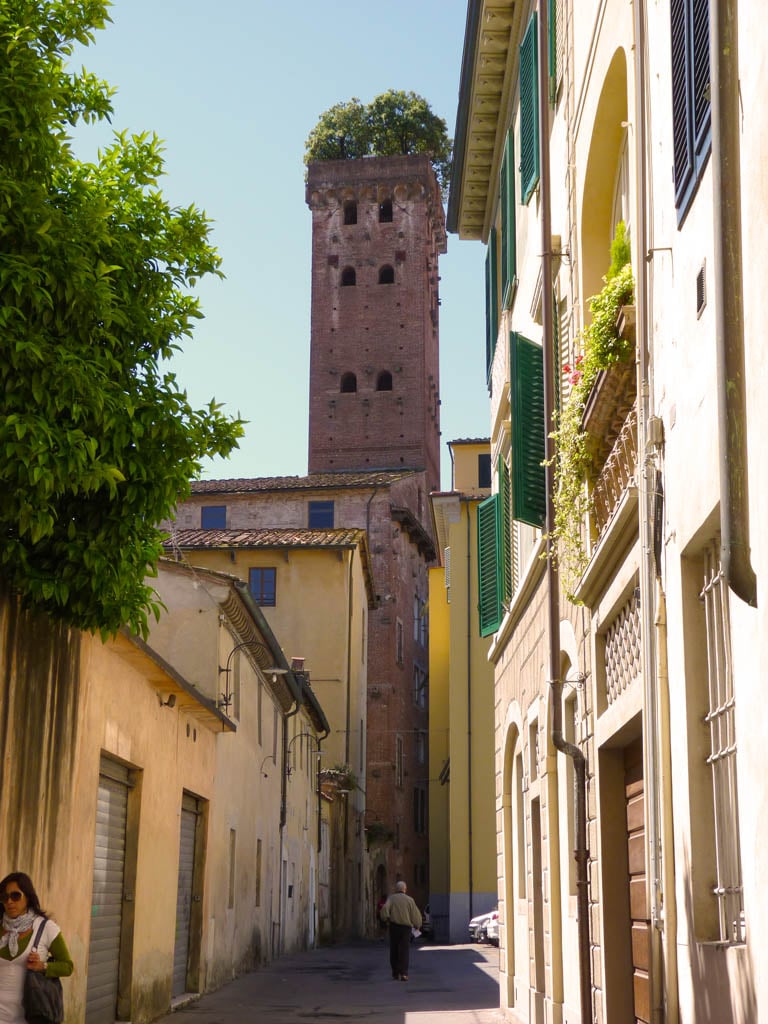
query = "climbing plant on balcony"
(551, 223, 634, 596)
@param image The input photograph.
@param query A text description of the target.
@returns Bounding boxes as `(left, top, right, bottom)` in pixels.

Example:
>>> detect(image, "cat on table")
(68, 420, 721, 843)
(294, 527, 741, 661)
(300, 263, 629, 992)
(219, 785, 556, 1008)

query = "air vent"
(696, 261, 706, 318)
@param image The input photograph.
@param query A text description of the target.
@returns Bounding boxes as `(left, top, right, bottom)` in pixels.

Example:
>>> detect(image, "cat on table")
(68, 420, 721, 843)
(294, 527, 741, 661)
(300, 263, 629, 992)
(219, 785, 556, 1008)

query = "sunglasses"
(1, 891, 24, 903)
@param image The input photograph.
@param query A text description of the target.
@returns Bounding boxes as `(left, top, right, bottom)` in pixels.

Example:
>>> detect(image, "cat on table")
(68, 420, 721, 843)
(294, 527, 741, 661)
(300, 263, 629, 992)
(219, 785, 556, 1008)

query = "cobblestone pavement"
(160, 940, 506, 1024)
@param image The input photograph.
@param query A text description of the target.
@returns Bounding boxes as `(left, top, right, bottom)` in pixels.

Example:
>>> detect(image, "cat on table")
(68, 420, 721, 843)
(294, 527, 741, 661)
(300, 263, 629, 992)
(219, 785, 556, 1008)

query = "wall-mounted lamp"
(158, 693, 177, 709)
(285, 732, 324, 780)
(260, 753, 277, 778)
(217, 640, 284, 710)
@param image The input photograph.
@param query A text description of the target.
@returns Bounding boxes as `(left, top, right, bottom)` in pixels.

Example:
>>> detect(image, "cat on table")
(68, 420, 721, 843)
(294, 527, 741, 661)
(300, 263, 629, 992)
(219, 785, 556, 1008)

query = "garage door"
(172, 794, 200, 997)
(85, 758, 130, 1024)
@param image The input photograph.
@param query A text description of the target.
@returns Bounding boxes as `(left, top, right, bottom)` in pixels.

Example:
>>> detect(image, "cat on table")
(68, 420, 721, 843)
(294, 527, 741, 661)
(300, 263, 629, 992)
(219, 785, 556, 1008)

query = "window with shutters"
(519, 13, 540, 204)
(670, 0, 711, 220)
(201, 505, 226, 529)
(485, 228, 500, 381)
(500, 130, 516, 307)
(510, 333, 546, 527)
(498, 460, 513, 603)
(477, 493, 503, 636)
(395, 735, 404, 788)
(308, 500, 334, 528)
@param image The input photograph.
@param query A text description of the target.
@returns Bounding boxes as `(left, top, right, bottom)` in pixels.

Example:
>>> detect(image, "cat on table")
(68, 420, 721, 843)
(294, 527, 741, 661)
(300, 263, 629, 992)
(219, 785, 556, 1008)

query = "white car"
(468, 908, 496, 942)
(484, 909, 499, 946)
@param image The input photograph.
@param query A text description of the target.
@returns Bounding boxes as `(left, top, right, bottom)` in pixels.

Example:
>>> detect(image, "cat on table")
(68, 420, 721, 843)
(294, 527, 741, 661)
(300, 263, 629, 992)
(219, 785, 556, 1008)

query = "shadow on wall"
(681, 849, 756, 1023)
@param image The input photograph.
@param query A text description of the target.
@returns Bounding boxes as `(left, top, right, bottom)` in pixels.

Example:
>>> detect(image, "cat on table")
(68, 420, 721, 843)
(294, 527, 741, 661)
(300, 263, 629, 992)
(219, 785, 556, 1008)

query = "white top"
(0, 917, 60, 1024)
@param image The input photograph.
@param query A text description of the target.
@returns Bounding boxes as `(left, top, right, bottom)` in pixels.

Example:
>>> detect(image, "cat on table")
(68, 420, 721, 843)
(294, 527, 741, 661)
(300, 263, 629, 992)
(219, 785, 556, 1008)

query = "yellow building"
(429, 439, 495, 943)
(163, 527, 374, 940)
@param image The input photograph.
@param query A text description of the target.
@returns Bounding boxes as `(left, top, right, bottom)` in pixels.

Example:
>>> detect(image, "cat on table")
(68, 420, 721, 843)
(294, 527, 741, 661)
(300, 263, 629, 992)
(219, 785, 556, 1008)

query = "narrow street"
(160, 941, 504, 1024)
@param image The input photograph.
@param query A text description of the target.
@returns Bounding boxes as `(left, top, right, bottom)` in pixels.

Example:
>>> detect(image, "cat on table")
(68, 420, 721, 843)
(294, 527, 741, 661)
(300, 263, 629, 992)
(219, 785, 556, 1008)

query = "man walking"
(380, 880, 422, 981)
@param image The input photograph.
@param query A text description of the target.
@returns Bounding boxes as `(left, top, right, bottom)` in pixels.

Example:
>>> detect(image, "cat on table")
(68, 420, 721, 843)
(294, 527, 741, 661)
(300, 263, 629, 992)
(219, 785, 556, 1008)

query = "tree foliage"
(0, 1, 244, 637)
(304, 90, 452, 191)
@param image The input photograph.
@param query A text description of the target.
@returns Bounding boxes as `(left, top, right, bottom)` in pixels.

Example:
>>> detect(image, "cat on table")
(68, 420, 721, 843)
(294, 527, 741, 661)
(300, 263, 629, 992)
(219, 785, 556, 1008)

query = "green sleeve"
(45, 932, 74, 978)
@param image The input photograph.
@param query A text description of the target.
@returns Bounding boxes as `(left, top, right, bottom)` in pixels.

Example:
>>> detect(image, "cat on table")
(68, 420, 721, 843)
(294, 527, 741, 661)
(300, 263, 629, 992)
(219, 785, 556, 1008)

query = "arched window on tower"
(378, 265, 395, 285)
(340, 266, 356, 287)
(343, 200, 357, 225)
(379, 198, 393, 223)
(376, 371, 393, 391)
(340, 372, 357, 393)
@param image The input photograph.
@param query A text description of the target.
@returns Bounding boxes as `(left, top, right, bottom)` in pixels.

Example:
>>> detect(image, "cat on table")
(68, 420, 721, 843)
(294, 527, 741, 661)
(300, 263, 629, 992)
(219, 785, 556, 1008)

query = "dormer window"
(379, 198, 393, 223)
(376, 371, 393, 391)
(343, 200, 357, 225)
(378, 265, 395, 284)
(340, 266, 356, 287)
(340, 372, 357, 393)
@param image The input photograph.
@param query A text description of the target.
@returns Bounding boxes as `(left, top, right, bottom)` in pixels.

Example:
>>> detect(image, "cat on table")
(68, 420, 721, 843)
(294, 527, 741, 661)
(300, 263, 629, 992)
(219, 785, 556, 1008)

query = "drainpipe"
(278, 687, 301, 956)
(633, 0, 662, 1016)
(711, 0, 757, 606)
(466, 503, 474, 920)
(538, 4, 591, 1023)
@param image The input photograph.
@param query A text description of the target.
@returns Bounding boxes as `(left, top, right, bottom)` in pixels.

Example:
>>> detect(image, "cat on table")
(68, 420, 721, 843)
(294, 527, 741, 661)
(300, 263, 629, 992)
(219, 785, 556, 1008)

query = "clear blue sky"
(72, 0, 488, 490)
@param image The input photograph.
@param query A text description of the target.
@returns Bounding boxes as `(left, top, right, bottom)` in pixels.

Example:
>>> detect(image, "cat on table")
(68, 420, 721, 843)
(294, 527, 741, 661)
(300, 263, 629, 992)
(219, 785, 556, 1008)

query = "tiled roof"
(449, 437, 490, 446)
(165, 528, 369, 550)
(190, 470, 416, 495)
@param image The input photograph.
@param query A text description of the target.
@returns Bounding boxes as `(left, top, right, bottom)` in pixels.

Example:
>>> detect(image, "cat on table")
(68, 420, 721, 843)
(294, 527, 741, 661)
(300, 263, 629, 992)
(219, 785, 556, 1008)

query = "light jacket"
(380, 892, 422, 929)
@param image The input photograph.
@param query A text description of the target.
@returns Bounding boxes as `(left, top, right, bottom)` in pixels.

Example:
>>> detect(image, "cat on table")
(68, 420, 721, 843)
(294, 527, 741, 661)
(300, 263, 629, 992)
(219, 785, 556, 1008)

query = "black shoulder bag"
(22, 917, 64, 1024)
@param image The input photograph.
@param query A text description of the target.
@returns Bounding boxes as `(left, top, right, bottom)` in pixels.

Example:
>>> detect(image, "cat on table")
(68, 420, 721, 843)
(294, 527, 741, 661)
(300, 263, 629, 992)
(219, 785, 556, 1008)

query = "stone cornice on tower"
(306, 154, 447, 253)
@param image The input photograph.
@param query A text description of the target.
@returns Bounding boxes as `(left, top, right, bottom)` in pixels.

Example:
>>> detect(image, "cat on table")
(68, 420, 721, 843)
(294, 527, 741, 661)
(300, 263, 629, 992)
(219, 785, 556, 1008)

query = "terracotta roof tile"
(190, 470, 416, 495)
(165, 527, 369, 550)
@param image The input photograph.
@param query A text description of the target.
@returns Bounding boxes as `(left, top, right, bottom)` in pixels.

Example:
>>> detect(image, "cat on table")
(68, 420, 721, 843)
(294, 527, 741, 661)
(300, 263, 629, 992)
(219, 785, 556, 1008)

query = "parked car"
(484, 909, 499, 946)
(468, 907, 496, 942)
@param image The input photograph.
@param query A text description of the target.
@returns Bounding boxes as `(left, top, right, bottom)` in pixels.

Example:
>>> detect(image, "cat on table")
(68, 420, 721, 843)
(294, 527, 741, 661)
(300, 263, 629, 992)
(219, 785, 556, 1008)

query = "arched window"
(378, 265, 395, 285)
(340, 266, 356, 287)
(379, 198, 393, 223)
(343, 200, 357, 225)
(340, 372, 357, 393)
(376, 371, 393, 391)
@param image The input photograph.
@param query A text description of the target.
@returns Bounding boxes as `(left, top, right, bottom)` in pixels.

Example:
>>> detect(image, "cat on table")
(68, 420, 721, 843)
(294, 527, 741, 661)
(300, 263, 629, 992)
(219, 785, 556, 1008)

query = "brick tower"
(306, 155, 446, 494)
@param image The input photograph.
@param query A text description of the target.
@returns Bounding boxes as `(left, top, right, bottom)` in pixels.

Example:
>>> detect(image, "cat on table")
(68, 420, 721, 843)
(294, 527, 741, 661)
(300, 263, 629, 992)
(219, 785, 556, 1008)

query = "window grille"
(604, 588, 641, 704)
(701, 546, 744, 943)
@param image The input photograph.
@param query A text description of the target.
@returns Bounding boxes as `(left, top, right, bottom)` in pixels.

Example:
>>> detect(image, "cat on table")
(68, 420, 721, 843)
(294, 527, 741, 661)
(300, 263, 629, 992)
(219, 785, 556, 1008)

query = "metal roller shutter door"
(172, 795, 198, 996)
(85, 759, 129, 1024)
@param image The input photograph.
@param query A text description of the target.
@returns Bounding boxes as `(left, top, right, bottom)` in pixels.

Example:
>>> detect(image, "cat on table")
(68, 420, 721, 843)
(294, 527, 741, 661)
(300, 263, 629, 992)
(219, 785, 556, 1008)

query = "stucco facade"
(429, 440, 497, 944)
(450, 0, 765, 1022)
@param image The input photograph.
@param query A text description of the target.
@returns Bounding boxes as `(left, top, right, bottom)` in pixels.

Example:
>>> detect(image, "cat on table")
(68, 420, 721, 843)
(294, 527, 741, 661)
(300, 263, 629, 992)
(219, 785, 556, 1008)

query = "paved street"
(161, 941, 505, 1024)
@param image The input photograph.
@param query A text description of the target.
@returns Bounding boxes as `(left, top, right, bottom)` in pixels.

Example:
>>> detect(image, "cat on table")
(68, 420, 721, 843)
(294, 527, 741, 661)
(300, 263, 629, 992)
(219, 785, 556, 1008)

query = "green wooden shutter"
(485, 227, 499, 380)
(552, 289, 561, 418)
(548, 0, 557, 105)
(510, 332, 546, 528)
(500, 130, 516, 307)
(477, 494, 503, 636)
(519, 13, 540, 205)
(499, 460, 513, 602)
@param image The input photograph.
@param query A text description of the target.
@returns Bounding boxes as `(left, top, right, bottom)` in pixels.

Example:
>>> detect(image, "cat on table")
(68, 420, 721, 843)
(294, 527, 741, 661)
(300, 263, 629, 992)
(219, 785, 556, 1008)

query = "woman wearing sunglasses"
(0, 872, 73, 1023)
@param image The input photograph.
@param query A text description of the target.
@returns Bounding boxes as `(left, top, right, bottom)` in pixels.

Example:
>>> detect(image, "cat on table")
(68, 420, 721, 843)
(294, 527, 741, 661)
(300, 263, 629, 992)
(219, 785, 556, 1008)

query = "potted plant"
(551, 222, 635, 595)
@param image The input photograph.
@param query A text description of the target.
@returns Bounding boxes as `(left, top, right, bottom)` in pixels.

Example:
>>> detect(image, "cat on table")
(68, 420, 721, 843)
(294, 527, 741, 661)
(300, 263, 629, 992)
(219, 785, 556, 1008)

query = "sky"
(71, 0, 489, 491)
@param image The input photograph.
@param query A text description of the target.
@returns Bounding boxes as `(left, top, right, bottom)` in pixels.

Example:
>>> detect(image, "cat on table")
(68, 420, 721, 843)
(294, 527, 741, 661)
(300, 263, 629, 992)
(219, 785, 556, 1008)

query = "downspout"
(633, 0, 662, 1017)
(537, 4, 591, 1023)
(279, 683, 301, 956)
(711, 0, 757, 606)
(466, 502, 474, 919)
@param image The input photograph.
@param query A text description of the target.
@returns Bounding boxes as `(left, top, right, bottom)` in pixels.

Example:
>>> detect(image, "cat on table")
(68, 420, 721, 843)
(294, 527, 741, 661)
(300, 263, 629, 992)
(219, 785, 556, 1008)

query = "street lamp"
(217, 640, 286, 711)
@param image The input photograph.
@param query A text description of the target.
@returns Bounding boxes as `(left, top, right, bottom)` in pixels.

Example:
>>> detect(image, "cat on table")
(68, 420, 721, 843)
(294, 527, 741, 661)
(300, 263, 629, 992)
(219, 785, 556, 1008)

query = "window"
(340, 372, 357, 393)
(340, 266, 356, 286)
(700, 544, 744, 942)
(378, 265, 395, 284)
(413, 666, 427, 709)
(201, 505, 226, 529)
(255, 838, 262, 907)
(477, 493, 503, 637)
(396, 618, 404, 665)
(395, 735, 404, 788)
(478, 453, 492, 489)
(416, 731, 426, 764)
(308, 500, 334, 528)
(228, 829, 236, 908)
(379, 198, 393, 222)
(670, 0, 711, 219)
(485, 228, 499, 380)
(376, 370, 393, 391)
(519, 13, 540, 204)
(510, 332, 546, 528)
(413, 787, 427, 834)
(500, 129, 516, 306)
(343, 199, 357, 225)
(249, 567, 276, 606)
